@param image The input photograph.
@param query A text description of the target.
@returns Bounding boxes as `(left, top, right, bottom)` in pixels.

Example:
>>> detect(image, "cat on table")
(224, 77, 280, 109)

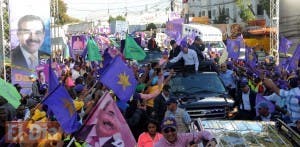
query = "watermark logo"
(5, 121, 62, 143)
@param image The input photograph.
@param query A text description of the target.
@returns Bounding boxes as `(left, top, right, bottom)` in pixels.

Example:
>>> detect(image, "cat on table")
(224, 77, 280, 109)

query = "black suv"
(169, 72, 234, 119)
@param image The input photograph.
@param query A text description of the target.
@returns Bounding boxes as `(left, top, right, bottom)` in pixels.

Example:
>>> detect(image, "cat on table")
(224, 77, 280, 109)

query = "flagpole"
(26, 83, 61, 121)
(73, 92, 110, 138)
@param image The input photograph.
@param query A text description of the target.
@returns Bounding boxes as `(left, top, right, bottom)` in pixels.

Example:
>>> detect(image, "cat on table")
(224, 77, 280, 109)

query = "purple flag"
(227, 37, 243, 60)
(98, 48, 113, 75)
(287, 44, 300, 71)
(279, 36, 292, 53)
(245, 47, 257, 68)
(100, 56, 137, 102)
(255, 94, 275, 116)
(43, 84, 81, 133)
(175, 31, 182, 45)
(49, 64, 59, 93)
(77, 92, 136, 146)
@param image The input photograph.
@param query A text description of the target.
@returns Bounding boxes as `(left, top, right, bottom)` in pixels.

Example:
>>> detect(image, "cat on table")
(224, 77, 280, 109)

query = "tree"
(260, 0, 270, 17)
(146, 23, 157, 31)
(51, 0, 80, 25)
(236, 0, 255, 22)
(213, 7, 228, 24)
(108, 15, 126, 23)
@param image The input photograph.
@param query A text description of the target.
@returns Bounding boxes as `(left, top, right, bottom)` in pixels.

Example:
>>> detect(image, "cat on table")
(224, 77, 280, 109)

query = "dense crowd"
(1, 35, 300, 146)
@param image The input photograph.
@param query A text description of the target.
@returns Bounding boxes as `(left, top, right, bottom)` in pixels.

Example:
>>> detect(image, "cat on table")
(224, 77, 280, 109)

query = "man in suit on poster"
(11, 15, 49, 70)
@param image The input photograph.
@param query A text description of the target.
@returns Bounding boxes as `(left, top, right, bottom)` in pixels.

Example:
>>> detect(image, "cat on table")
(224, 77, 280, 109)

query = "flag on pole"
(0, 78, 21, 108)
(245, 47, 257, 68)
(279, 36, 292, 54)
(48, 65, 59, 92)
(43, 84, 81, 133)
(287, 44, 300, 71)
(227, 37, 243, 60)
(255, 94, 275, 116)
(100, 56, 137, 102)
(87, 38, 102, 61)
(124, 35, 146, 61)
(76, 92, 136, 147)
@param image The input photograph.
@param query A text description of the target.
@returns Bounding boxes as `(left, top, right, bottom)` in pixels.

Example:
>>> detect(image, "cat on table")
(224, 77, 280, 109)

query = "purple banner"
(166, 18, 184, 39)
(71, 35, 87, 56)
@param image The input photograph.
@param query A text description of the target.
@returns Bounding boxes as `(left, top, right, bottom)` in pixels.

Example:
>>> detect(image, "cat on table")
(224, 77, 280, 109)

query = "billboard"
(71, 35, 87, 56)
(9, 0, 51, 94)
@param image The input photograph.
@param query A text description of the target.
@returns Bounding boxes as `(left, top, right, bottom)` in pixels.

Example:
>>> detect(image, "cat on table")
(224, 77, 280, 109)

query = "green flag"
(87, 38, 102, 61)
(64, 44, 70, 59)
(109, 38, 120, 48)
(0, 78, 21, 108)
(124, 35, 146, 61)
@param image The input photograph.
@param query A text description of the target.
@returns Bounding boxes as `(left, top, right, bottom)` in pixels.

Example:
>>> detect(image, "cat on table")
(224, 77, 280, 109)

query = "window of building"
(212, 9, 216, 17)
(225, 8, 229, 16)
(257, 4, 264, 15)
(208, 10, 211, 19)
(199, 11, 201, 16)
(202, 11, 205, 16)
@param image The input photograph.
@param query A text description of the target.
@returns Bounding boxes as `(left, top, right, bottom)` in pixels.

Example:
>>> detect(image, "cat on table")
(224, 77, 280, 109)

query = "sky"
(64, 0, 170, 20)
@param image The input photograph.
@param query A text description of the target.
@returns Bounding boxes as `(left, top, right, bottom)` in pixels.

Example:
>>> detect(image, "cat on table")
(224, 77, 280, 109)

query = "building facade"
(187, 0, 269, 25)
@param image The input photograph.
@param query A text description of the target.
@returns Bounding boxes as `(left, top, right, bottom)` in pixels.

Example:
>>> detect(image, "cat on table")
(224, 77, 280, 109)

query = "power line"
(67, 0, 169, 12)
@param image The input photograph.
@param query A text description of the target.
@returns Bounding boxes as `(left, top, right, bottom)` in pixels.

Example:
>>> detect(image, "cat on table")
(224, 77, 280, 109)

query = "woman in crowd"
(137, 119, 163, 147)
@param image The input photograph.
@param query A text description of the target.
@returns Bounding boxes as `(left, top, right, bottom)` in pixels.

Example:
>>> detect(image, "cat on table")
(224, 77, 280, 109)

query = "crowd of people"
(1, 33, 300, 146)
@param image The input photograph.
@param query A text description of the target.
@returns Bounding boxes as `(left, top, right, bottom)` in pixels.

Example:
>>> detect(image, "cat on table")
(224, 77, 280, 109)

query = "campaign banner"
(166, 18, 184, 39)
(9, 0, 51, 95)
(71, 35, 87, 55)
(77, 92, 136, 146)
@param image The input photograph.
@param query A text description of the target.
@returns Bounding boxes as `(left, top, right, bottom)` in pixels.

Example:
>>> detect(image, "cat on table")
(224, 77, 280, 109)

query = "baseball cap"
(256, 102, 269, 109)
(74, 84, 84, 93)
(170, 40, 176, 45)
(240, 78, 248, 88)
(161, 117, 177, 131)
(180, 40, 188, 48)
(166, 98, 177, 105)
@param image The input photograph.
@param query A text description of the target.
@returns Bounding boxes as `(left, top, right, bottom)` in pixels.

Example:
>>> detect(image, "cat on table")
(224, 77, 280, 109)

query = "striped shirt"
(279, 87, 300, 122)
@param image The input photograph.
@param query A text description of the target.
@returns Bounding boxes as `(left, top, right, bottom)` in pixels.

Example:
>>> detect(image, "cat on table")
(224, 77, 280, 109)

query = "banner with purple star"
(227, 37, 244, 60)
(100, 56, 137, 102)
(43, 84, 81, 133)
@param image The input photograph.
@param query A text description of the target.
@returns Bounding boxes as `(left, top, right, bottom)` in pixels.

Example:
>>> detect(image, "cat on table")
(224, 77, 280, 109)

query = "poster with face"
(9, 0, 51, 94)
(71, 35, 87, 55)
(78, 92, 136, 147)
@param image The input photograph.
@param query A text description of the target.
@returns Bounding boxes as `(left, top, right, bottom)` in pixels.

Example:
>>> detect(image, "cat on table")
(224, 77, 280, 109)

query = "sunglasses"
(163, 128, 176, 133)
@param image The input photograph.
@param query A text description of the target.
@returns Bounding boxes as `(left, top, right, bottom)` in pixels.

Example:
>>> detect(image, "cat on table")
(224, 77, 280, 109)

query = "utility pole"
(0, 0, 6, 81)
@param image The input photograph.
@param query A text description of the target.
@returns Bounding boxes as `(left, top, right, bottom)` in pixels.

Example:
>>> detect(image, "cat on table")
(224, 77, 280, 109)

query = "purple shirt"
(154, 131, 214, 147)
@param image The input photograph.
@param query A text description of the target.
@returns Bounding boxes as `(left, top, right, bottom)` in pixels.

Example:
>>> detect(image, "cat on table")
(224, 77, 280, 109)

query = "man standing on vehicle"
(189, 36, 205, 61)
(169, 41, 199, 73)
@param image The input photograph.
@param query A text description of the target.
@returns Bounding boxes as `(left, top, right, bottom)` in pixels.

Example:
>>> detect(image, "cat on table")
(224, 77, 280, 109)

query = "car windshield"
(138, 50, 162, 64)
(169, 73, 226, 94)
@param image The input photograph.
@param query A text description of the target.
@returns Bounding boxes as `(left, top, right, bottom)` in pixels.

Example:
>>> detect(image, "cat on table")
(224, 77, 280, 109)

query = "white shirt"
(20, 46, 38, 68)
(71, 69, 80, 80)
(265, 92, 285, 108)
(261, 113, 271, 121)
(170, 49, 199, 71)
(240, 91, 251, 110)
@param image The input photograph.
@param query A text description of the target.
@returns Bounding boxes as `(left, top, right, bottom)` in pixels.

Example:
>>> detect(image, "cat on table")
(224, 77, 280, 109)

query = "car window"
(205, 41, 225, 48)
(170, 73, 226, 93)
